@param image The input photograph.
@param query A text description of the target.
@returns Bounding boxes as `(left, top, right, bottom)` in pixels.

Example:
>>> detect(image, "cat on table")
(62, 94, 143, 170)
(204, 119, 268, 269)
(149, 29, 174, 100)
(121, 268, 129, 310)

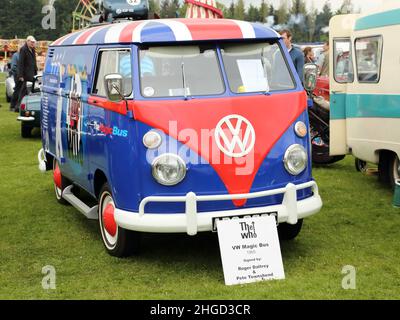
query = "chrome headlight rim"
(143, 130, 162, 149)
(151, 153, 187, 186)
(283, 144, 308, 175)
(294, 121, 307, 138)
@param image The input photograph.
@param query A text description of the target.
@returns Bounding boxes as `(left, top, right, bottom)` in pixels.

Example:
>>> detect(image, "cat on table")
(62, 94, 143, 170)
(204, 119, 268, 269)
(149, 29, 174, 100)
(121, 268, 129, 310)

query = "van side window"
(355, 36, 383, 83)
(333, 38, 354, 83)
(93, 49, 133, 97)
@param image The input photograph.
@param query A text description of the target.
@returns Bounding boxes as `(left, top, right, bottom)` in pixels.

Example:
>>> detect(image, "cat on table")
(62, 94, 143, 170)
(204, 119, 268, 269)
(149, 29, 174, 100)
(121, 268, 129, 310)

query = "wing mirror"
(303, 63, 319, 92)
(104, 73, 125, 102)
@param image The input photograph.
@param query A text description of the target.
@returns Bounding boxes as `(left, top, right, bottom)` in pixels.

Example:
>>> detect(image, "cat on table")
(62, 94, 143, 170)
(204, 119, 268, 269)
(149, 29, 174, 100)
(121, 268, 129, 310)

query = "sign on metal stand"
(217, 215, 285, 286)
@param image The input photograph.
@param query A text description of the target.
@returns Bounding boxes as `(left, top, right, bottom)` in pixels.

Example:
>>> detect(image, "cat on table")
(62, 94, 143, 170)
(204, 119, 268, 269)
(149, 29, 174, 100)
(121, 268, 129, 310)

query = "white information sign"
(217, 216, 285, 286)
(237, 59, 270, 92)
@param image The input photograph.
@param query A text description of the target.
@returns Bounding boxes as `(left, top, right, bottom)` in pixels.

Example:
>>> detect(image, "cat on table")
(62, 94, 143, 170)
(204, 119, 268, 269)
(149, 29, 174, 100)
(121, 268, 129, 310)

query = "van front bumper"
(115, 181, 322, 236)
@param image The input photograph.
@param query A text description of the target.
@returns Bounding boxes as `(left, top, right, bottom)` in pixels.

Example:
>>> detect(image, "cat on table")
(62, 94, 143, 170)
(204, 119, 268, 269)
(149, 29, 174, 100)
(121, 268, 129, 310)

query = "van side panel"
(42, 45, 97, 191)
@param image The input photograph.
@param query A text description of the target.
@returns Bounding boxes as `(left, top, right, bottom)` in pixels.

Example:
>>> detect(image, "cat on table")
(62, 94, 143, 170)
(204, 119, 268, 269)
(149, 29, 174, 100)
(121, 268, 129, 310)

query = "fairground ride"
(72, 0, 100, 32)
(71, 0, 223, 32)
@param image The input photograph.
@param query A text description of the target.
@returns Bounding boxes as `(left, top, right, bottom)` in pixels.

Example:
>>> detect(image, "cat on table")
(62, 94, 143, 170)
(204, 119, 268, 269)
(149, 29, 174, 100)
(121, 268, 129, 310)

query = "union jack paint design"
(51, 18, 280, 46)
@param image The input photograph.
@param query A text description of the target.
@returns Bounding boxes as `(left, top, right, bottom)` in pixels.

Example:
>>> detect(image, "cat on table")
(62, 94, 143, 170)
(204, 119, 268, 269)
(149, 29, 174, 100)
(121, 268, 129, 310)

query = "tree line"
(0, 0, 356, 42)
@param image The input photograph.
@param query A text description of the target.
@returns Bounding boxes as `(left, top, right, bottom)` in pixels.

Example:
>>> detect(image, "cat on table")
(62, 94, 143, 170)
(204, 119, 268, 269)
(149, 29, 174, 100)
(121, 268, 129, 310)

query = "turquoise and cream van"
(329, 4, 400, 187)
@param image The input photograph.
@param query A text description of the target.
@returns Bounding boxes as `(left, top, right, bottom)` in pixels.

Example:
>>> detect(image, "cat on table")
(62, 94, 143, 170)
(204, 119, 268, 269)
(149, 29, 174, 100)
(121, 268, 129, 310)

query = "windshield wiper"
(181, 61, 191, 101)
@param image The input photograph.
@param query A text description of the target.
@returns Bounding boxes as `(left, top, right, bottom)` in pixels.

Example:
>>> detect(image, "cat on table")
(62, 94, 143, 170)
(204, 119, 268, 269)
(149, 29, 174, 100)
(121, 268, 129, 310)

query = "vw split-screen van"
(38, 19, 322, 257)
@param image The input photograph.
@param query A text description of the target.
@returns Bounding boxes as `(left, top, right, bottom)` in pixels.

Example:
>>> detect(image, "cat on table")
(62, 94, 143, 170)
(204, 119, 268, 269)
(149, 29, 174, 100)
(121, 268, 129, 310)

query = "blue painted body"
(41, 38, 314, 214)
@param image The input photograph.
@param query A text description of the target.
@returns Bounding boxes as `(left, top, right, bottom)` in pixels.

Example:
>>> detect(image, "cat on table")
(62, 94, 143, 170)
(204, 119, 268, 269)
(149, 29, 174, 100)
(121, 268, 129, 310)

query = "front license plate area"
(212, 212, 278, 232)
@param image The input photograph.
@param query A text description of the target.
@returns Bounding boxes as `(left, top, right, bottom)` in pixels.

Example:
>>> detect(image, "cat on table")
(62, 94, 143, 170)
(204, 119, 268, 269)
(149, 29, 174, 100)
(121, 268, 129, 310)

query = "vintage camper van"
(38, 19, 322, 257)
(329, 5, 400, 187)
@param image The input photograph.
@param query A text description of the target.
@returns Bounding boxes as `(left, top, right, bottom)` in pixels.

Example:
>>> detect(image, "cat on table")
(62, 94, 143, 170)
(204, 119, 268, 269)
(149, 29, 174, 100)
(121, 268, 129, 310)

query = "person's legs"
(10, 77, 22, 111)
(15, 81, 27, 112)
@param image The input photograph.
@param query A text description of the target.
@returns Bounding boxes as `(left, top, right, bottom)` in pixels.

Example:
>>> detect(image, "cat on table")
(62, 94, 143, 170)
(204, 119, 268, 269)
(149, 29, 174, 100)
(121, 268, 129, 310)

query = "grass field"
(0, 72, 399, 300)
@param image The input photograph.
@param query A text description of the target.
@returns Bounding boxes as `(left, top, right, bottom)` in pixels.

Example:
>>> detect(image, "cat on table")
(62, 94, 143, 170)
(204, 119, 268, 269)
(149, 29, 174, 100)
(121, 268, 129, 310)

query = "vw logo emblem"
(214, 115, 256, 158)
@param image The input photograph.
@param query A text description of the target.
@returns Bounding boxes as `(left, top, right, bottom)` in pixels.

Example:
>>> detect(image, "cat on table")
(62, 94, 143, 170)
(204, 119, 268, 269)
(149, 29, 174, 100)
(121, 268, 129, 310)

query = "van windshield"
(220, 42, 295, 93)
(139, 45, 225, 98)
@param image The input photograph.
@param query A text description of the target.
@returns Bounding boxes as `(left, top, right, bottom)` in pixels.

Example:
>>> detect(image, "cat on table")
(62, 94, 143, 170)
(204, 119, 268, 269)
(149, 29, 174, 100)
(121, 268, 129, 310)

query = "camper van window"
(139, 45, 224, 98)
(93, 49, 133, 97)
(355, 36, 383, 83)
(220, 42, 295, 93)
(333, 38, 354, 83)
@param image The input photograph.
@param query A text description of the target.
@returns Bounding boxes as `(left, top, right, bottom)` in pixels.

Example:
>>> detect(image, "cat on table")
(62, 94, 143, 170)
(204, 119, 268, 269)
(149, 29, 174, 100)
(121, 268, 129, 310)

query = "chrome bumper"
(115, 181, 322, 236)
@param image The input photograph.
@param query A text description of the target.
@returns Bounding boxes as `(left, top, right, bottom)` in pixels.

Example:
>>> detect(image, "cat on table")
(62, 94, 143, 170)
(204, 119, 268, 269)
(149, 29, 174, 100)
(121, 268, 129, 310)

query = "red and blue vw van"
(38, 19, 322, 257)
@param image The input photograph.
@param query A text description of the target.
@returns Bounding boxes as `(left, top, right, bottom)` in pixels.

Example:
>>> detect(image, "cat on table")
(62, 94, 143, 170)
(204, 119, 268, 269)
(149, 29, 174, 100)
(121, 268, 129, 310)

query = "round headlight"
(152, 154, 187, 186)
(143, 131, 162, 149)
(294, 121, 307, 138)
(283, 144, 308, 175)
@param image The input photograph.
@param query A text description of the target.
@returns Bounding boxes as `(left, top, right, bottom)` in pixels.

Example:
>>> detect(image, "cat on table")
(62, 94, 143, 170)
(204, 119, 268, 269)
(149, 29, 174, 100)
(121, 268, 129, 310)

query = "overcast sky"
(217, 0, 387, 13)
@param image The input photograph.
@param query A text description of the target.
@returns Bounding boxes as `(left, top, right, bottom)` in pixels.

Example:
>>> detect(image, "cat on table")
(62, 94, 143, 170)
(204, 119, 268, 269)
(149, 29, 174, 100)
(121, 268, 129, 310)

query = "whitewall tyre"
(98, 183, 141, 257)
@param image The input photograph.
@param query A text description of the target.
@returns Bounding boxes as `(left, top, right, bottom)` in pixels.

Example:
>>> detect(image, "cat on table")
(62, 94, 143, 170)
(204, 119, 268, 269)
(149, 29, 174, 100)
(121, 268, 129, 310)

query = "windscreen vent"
(48, 48, 55, 58)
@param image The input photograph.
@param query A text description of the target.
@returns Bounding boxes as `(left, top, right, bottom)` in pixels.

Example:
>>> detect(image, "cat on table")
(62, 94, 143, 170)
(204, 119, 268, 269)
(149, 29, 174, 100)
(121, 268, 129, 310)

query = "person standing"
(15, 36, 38, 112)
(9, 45, 21, 111)
(279, 29, 304, 81)
(317, 41, 330, 77)
(303, 47, 316, 64)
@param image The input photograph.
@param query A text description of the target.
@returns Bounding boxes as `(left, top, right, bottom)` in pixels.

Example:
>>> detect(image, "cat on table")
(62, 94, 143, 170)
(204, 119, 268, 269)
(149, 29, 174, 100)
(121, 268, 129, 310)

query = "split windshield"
(139, 45, 224, 98)
(139, 41, 295, 98)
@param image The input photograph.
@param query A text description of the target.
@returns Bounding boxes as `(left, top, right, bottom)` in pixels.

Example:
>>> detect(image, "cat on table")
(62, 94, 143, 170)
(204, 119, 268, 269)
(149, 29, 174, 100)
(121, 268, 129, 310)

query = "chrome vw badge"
(214, 115, 256, 158)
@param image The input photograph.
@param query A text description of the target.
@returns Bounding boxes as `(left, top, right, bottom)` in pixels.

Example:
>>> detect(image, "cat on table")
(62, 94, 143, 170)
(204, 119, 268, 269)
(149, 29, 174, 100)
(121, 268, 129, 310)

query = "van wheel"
(21, 124, 32, 138)
(278, 219, 303, 240)
(378, 152, 391, 185)
(98, 183, 140, 257)
(53, 159, 70, 205)
(389, 154, 400, 189)
(355, 158, 367, 173)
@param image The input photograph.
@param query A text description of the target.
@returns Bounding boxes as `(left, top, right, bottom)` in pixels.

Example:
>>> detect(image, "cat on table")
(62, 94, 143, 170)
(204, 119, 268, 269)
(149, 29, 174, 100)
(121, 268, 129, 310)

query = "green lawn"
(0, 74, 399, 300)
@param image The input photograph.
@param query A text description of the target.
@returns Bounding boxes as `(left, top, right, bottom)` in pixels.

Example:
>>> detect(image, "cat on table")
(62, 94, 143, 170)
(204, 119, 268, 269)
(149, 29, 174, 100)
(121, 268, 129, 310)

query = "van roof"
(51, 18, 281, 47)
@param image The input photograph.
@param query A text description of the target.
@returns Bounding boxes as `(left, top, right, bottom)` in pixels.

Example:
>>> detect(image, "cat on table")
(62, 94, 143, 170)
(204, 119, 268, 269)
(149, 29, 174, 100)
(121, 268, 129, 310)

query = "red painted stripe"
(185, 19, 243, 40)
(75, 26, 106, 45)
(119, 21, 142, 43)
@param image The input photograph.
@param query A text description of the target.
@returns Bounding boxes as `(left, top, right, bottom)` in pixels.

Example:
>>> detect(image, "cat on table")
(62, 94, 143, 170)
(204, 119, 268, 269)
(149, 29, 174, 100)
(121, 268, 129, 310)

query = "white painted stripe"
(159, 20, 193, 41)
(104, 22, 132, 43)
(231, 20, 256, 39)
(72, 29, 90, 45)
(132, 20, 152, 42)
(56, 33, 76, 46)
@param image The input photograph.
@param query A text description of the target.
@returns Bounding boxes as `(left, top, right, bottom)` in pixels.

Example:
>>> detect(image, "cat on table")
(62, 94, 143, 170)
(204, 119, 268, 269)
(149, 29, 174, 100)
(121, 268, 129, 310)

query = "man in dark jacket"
(279, 29, 304, 82)
(15, 36, 38, 111)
